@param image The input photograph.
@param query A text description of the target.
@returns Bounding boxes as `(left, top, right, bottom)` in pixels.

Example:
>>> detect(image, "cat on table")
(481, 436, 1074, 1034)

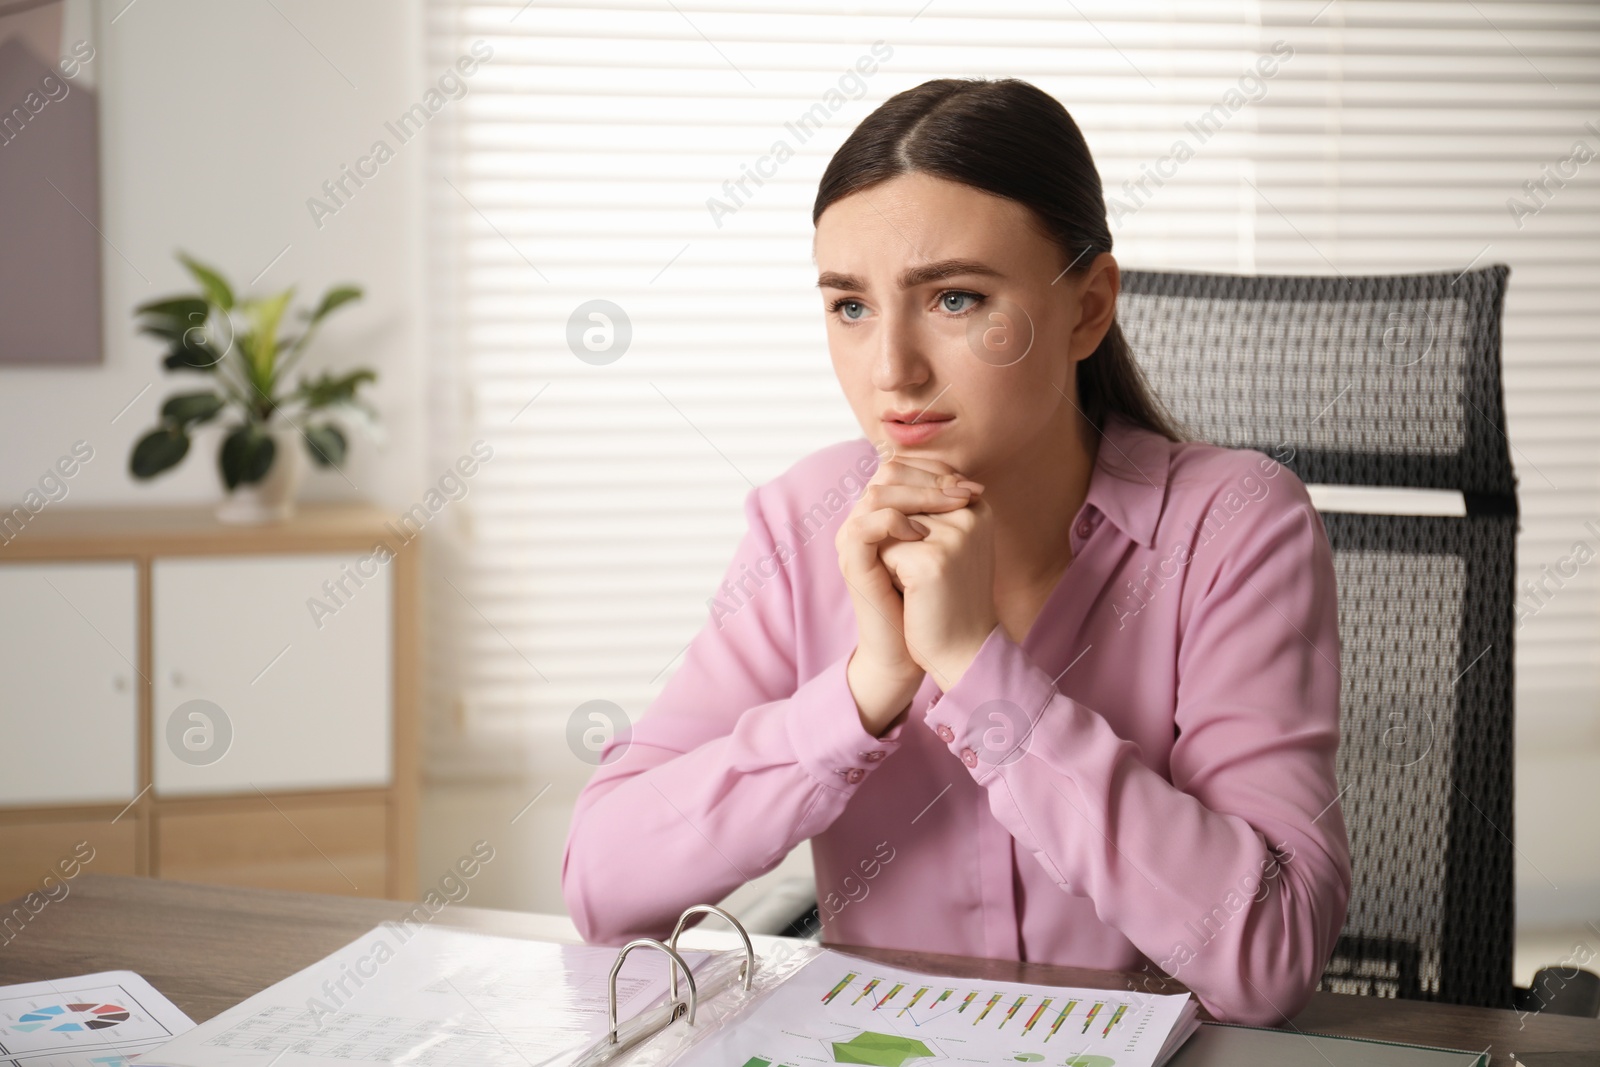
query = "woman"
(561, 77, 1349, 1026)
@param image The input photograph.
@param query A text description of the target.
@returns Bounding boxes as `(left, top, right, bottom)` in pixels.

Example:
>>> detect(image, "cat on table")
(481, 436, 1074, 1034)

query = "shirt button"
(961, 748, 978, 768)
(1074, 515, 1096, 539)
(846, 767, 865, 784)
(935, 724, 955, 743)
(862, 750, 885, 762)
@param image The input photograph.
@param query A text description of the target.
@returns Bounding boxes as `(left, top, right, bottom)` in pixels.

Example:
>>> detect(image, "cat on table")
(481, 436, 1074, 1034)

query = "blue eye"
(939, 290, 982, 314)
(828, 298, 868, 322)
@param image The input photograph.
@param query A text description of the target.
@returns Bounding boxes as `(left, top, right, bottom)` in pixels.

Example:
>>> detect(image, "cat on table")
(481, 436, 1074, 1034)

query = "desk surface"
(2, 876, 1595, 1066)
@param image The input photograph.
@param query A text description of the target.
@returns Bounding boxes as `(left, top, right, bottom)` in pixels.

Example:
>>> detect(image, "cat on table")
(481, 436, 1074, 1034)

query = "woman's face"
(813, 171, 1118, 481)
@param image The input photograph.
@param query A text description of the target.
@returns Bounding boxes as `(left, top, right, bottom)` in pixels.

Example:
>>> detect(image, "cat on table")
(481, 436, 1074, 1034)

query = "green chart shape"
(831, 1031, 935, 1067)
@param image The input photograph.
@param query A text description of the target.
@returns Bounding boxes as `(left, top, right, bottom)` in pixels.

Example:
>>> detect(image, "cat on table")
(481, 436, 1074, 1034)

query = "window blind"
(421, 1, 1600, 805)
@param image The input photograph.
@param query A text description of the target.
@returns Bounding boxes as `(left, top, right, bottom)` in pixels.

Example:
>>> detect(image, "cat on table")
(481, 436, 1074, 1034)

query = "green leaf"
(136, 296, 209, 321)
(306, 285, 362, 324)
(129, 427, 190, 479)
(296, 368, 377, 409)
(242, 288, 294, 384)
(302, 423, 347, 467)
(162, 333, 222, 371)
(219, 423, 276, 489)
(136, 297, 211, 344)
(178, 253, 234, 311)
(161, 391, 226, 427)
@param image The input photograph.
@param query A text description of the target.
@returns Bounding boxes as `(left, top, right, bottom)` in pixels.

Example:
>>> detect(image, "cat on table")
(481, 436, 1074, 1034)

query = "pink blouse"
(562, 416, 1350, 1025)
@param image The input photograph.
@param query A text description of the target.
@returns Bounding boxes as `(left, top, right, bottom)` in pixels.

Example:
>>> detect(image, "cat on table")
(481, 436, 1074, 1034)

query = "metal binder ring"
(667, 904, 755, 999)
(608, 938, 697, 1044)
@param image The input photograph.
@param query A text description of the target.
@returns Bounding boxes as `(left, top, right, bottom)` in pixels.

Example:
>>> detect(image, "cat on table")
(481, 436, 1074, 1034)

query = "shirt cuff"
(784, 649, 910, 792)
(921, 623, 1061, 782)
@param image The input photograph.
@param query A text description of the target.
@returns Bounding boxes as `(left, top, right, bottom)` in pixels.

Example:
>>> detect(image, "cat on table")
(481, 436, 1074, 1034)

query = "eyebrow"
(816, 258, 1005, 292)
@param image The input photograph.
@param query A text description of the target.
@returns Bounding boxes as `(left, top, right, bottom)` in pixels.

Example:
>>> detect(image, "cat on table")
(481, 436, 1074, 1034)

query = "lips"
(881, 415, 954, 446)
(881, 409, 953, 424)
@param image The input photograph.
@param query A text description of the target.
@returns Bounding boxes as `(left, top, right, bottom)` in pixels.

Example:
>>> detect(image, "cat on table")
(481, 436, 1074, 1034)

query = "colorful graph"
(818, 973, 1132, 1046)
(740, 1031, 937, 1067)
(822, 973, 857, 1005)
(832, 1031, 934, 1066)
(10, 1002, 131, 1033)
(699, 956, 1199, 1067)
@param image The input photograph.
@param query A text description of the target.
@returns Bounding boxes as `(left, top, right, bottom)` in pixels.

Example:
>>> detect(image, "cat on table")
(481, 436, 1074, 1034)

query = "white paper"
(671, 948, 1199, 1067)
(0, 970, 195, 1067)
(141, 922, 712, 1067)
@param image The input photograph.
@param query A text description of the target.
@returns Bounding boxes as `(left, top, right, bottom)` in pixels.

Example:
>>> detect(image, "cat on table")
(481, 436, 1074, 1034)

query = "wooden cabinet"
(0, 505, 417, 904)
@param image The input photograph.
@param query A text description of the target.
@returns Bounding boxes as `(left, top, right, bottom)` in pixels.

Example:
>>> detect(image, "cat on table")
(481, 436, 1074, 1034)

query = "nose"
(870, 304, 931, 393)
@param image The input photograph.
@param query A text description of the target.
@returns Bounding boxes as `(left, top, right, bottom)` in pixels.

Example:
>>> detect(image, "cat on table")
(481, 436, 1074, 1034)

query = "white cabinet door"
(0, 562, 140, 805)
(152, 554, 392, 796)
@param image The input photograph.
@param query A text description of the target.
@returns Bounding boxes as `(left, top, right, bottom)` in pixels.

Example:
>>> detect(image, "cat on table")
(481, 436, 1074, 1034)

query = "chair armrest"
(1513, 966, 1600, 1018)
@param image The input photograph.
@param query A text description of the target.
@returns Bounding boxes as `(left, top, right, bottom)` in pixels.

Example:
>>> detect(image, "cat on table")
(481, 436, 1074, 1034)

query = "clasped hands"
(835, 449, 1002, 734)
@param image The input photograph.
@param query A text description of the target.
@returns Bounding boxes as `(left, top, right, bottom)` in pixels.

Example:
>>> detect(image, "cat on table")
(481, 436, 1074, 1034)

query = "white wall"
(0, 0, 426, 515)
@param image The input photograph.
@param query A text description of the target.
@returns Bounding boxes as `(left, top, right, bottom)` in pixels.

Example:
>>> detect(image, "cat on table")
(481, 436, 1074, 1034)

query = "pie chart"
(11, 1003, 131, 1033)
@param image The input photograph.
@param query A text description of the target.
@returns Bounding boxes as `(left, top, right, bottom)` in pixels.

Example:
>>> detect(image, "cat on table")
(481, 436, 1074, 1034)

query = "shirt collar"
(1082, 415, 1172, 549)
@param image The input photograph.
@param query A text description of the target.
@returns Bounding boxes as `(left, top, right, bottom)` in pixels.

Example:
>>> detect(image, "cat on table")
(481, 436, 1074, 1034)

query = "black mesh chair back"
(1117, 266, 1517, 1009)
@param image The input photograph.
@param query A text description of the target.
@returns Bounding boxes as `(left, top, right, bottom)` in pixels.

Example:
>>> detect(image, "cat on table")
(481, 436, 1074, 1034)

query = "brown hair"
(813, 76, 1183, 443)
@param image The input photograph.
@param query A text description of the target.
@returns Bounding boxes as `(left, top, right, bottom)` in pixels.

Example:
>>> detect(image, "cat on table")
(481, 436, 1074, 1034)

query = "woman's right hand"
(836, 448, 985, 734)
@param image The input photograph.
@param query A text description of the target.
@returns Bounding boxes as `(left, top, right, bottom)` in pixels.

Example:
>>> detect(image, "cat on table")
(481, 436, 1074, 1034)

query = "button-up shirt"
(563, 416, 1350, 1025)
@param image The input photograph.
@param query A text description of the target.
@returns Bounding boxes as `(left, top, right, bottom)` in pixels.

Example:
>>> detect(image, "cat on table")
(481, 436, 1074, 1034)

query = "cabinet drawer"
(0, 817, 139, 903)
(155, 796, 387, 897)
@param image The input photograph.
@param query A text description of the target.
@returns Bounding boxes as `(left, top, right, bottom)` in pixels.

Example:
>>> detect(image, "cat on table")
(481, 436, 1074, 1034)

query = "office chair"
(1118, 264, 1595, 1016)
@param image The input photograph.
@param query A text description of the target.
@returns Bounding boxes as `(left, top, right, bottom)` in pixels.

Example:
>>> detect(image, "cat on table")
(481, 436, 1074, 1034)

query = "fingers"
(837, 507, 928, 597)
(875, 451, 957, 478)
(907, 490, 988, 532)
(847, 506, 930, 551)
(861, 481, 982, 516)
(872, 456, 985, 493)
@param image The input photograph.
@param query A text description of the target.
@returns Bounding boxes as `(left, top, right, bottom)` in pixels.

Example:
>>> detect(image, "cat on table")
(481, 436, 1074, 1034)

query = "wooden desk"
(1, 876, 1595, 1066)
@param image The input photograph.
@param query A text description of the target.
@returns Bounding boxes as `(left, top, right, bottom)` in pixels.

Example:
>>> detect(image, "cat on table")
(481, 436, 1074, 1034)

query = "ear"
(1068, 252, 1120, 363)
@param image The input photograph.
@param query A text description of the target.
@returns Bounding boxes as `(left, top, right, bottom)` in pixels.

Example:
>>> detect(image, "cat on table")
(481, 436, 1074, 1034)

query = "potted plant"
(129, 253, 378, 524)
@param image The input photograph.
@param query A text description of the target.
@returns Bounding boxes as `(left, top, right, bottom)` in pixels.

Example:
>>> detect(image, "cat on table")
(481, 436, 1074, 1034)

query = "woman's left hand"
(878, 490, 1001, 691)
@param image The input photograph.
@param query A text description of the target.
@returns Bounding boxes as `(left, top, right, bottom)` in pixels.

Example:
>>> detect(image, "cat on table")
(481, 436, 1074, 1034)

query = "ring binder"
(667, 904, 755, 1000)
(607, 937, 699, 1042)
(572, 903, 761, 1067)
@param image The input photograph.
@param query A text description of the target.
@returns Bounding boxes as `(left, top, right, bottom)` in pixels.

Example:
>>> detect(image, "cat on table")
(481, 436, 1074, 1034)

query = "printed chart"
(677, 951, 1197, 1067)
(0, 972, 193, 1067)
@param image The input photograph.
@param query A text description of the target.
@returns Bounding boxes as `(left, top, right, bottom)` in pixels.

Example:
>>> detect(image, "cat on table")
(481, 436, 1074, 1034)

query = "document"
(673, 949, 1199, 1067)
(0, 970, 194, 1067)
(142, 922, 712, 1067)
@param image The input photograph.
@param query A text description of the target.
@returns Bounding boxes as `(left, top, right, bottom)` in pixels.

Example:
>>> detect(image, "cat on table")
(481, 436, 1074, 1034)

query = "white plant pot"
(214, 423, 308, 525)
